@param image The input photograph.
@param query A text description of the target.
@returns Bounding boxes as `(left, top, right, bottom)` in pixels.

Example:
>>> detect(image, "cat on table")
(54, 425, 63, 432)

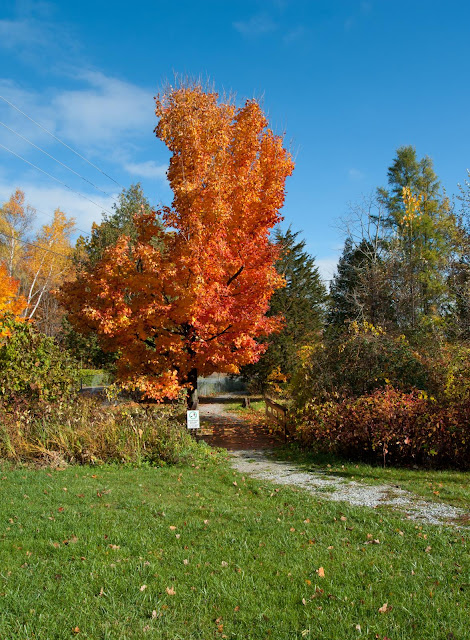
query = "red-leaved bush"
(294, 386, 470, 468)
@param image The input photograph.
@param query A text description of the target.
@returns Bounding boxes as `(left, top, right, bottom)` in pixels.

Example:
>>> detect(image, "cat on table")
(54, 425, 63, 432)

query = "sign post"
(186, 409, 200, 430)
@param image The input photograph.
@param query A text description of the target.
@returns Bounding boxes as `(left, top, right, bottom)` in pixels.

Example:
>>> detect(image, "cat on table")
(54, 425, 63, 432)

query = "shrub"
(79, 369, 112, 388)
(0, 396, 216, 466)
(291, 322, 429, 406)
(294, 386, 470, 468)
(0, 317, 79, 404)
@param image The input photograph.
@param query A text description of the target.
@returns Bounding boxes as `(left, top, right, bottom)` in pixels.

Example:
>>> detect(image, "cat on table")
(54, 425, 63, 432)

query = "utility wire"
(0, 120, 117, 201)
(0, 94, 124, 190)
(0, 142, 115, 217)
(0, 229, 73, 261)
(33, 206, 92, 238)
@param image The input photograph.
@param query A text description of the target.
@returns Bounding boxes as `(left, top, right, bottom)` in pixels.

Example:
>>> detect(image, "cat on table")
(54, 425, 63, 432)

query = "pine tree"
(378, 146, 459, 335)
(243, 227, 327, 390)
(78, 183, 157, 267)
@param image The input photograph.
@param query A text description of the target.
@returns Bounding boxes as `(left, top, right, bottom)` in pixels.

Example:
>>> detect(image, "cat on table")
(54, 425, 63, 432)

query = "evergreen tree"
(328, 237, 395, 331)
(242, 227, 327, 390)
(378, 145, 441, 223)
(378, 146, 459, 335)
(78, 183, 158, 267)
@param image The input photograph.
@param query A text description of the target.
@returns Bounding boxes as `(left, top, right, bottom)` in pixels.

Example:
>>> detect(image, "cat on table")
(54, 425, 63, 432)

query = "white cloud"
(316, 256, 339, 284)
(283, 26, 308, 45)
(0, 6, 81, 71)
(124, 160, 167, 180)
(233, 14, 277, 37)
(0, 71, 158, 180)
(0, 18, 46, 50)
(0, 180, 116, 236)
(52, 71, 155, 147)
(348, 168, 364, 180)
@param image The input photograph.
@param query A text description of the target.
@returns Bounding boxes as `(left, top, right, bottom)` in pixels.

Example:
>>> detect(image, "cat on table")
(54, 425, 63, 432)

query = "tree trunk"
(187, 367, 198, 409)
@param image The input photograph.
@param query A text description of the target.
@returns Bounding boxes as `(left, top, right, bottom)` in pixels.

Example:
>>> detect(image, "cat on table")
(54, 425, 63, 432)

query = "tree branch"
(227, 264, 244, 286)
(207, 324, 233, 341)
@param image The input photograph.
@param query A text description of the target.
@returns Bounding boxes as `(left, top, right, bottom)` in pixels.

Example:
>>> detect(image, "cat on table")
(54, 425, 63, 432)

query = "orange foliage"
(60, 84, 294, 400)
(0, 263, 27, 339)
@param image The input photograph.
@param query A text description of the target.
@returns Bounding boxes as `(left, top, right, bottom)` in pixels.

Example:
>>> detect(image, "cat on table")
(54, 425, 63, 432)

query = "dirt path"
(199, 396, 470, 528)
(199, 396, 281, 450)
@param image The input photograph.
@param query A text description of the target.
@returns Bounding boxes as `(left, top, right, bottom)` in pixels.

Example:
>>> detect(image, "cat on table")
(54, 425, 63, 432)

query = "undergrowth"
(0, 397, 219, 467)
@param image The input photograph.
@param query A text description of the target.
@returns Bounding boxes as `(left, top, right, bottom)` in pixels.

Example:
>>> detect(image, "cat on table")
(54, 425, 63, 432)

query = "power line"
(0, 142, 115, 217)
(0, 94, 124, 190)
(33, 206, 91, 238)
(0, 120, 117, 202)
(0, 229, 73, 261)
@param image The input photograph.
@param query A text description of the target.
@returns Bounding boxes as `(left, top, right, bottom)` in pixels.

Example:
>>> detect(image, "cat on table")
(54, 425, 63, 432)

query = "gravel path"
(200, 398, 470, 528)
(230, 449, 469, 528)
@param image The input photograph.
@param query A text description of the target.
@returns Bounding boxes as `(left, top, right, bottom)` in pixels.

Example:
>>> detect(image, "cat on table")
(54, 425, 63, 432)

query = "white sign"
(186, 410, 200, 430)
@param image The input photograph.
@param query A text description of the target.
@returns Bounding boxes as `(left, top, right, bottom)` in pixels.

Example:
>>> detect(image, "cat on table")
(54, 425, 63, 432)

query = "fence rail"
(264, 396, 289, 441)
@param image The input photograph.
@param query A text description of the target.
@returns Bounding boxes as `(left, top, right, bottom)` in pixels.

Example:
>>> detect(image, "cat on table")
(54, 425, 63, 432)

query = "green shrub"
(79, 369, 112, 387)
(0, 396, 216, 466)
(292, 322, 430, 406)
(0, 318, 79, 404)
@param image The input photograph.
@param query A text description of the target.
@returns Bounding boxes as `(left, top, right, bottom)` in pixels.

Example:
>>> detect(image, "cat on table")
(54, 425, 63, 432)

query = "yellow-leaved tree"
(23, 208, 75, 330)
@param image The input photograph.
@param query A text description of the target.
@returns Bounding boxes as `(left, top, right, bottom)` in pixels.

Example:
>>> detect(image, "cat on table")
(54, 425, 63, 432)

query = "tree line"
(0, 83, 469, 467)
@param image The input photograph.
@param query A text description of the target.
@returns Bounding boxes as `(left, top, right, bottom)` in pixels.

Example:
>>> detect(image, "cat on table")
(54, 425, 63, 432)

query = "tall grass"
(0, 397, 215, 466)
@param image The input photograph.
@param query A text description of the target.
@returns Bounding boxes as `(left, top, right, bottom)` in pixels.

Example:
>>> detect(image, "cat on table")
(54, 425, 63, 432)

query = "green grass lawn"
(0, 459, 468, 639)
(273, 447, 470, 512)
(225, 400, 266, 414)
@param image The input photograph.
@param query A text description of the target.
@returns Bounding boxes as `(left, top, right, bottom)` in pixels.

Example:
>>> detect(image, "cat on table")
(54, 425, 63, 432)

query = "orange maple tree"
(60, 84, 294, 405)
(0, 263, 27, 339)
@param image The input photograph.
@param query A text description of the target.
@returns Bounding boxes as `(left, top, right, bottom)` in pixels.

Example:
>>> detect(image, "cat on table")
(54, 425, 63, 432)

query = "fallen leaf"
(317, 567, 325, 578)
(378, 602, 390, 613)
(166, 586, 176, 596)
(140, 585, 147, 591)
(425, 546, 432, 553)
(169, 526, 177, 531)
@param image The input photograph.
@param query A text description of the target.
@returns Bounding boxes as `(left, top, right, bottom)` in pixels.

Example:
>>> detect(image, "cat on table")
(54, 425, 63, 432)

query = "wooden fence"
(264, 396, 289, 441)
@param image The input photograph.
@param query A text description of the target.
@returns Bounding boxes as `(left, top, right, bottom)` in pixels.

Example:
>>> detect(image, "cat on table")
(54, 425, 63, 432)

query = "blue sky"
(0, 0, 469, 281)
